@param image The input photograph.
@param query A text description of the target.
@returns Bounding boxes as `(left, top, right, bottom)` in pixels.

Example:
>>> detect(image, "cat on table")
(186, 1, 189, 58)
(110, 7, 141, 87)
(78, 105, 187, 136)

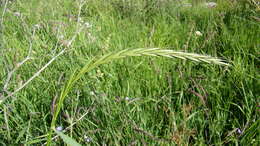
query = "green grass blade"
(54, 130, 81, 146)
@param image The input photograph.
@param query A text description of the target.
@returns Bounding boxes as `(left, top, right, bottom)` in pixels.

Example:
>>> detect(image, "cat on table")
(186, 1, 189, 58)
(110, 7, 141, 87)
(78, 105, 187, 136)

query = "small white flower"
(84, 22, 92, 28)
(236, 128, 242, 134)
(125, 97, 130, 101)
(205, 2, 217, 8)
(195, 31, 203, 36)
(56, 126, 63, 131)
(84, 135, 92, 143)
(13, 12, 21, 17)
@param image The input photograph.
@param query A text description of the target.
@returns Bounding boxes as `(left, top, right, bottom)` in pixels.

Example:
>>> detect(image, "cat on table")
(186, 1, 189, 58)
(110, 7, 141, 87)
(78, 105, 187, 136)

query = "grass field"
(0, 0, 259, 145)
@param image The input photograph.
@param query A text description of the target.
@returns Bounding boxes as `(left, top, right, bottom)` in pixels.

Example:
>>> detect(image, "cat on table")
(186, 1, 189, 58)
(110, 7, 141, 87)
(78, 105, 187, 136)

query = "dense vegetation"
(0, 0, 259, 145)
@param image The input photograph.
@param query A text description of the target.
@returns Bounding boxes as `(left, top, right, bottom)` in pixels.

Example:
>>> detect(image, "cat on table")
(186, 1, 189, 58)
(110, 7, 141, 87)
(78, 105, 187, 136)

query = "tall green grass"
(0, 0, 259, 145)
(47, 48, 229, 145)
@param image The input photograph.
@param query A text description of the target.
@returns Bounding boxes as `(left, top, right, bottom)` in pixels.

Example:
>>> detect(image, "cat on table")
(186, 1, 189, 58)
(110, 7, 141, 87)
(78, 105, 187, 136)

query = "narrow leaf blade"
(55, 130, 81, 146)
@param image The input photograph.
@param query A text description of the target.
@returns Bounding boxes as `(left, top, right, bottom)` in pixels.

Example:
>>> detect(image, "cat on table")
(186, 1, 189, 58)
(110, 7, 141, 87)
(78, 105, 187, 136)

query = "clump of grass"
(47, 48, 229, 145)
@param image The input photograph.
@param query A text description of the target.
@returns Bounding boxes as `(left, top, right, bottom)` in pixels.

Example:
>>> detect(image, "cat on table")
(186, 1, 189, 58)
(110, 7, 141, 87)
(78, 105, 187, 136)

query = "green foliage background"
(0, 0, 259, 145)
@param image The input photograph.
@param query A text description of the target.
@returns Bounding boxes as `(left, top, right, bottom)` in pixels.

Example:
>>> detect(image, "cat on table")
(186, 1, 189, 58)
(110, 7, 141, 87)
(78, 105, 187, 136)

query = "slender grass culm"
(47, 48, 230, 145)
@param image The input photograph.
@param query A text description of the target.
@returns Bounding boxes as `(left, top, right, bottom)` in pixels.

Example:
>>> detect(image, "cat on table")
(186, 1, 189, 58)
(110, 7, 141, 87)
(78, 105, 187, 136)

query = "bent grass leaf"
(55, 130, 81, 146)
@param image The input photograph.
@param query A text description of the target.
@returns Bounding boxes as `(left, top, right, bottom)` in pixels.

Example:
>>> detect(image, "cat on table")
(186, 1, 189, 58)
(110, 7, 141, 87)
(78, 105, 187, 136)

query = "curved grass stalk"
(47, 48, 229, 145)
